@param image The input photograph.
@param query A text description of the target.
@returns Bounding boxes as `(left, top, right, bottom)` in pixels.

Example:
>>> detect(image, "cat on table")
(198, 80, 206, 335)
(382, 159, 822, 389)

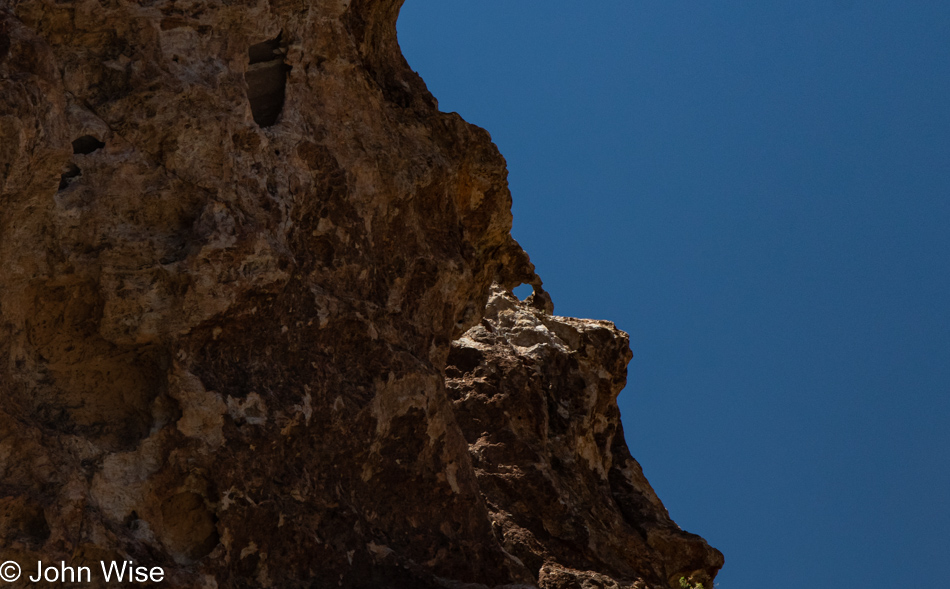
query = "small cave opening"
(446, 344, 485, 376)
(58, 163, 81, 191)
(246, 33, 290, 127)
(72, 135, 105, 155)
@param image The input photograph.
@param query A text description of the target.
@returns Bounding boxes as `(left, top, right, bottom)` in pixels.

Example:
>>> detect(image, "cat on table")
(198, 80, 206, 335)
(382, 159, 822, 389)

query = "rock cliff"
(0, 1, 722, 587)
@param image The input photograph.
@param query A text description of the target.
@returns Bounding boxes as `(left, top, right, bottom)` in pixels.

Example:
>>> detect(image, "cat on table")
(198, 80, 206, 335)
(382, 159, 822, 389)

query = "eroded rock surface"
(0, 0, 721, 587)
(447, 289, 723, 589)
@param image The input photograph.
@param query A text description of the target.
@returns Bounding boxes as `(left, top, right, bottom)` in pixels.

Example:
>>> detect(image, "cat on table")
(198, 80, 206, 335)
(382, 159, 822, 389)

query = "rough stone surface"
(447, 289, 723, 589)
(0, 1, 721, 587)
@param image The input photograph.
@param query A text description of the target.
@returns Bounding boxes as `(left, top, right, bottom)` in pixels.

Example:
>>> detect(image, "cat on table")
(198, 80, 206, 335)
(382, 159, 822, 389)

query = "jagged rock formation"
(0, 1, 722, 588)
(447, 289, 723, 588)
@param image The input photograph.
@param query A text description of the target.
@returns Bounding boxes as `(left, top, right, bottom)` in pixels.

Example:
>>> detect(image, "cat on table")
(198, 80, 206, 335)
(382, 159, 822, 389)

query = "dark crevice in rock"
(0, 22, 9, 62)
(246, 33, 290, 127)
(445, 344, 484, 376)
(0, 499, 50, 547)
(72, 135, 105, 155)
(58, 162, 81, 190)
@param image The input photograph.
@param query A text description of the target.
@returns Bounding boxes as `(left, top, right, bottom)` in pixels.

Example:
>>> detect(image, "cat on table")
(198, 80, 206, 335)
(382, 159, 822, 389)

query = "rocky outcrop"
(447, 289, 723, 588)
(0, 1, 721, 587)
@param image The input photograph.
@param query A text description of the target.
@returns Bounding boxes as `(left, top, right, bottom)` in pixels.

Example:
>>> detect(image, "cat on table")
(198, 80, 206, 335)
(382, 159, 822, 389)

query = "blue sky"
(397, 2, 950, 587)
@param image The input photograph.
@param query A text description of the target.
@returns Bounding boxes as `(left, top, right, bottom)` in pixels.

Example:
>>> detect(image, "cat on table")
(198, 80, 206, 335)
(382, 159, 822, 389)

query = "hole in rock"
(58, 163, 81, 190)
(72, 135, 105, 154)
(123, 511, 140, 529)
(246, 33, 290, 127)
(447, 344, 485, 375)
(513, 283, 533, 301)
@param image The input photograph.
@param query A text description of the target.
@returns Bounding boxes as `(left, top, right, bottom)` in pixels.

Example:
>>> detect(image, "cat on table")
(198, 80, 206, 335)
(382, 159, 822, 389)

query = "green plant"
(679, 577, 705, 589)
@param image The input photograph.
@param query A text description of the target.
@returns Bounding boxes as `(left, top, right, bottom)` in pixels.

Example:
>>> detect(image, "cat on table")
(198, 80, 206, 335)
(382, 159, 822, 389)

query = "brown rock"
(0, 1, 721, 587)
(447, 289, 723, 588)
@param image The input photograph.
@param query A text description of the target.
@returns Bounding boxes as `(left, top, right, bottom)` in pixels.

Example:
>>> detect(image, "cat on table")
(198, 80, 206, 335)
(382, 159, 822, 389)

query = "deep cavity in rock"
(246, 34, 289, 127)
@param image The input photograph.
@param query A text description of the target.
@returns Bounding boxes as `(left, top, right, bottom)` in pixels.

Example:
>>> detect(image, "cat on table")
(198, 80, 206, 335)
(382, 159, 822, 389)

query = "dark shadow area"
(246, 34, 290, 127)
(58, 163, 81, 190)
(72, 135, 105, 155)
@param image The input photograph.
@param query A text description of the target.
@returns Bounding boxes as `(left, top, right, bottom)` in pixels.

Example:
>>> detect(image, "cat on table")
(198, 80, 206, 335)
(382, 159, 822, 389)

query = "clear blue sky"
(397, 2, 950, 587)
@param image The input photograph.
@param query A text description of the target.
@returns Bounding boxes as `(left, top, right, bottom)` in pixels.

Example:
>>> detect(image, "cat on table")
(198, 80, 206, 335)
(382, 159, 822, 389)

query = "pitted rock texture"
(0, 1, 720, 588)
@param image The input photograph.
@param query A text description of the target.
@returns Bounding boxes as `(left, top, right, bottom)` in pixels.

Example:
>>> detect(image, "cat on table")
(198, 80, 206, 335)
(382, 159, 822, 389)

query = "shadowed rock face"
(0, 1, 721, 588)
